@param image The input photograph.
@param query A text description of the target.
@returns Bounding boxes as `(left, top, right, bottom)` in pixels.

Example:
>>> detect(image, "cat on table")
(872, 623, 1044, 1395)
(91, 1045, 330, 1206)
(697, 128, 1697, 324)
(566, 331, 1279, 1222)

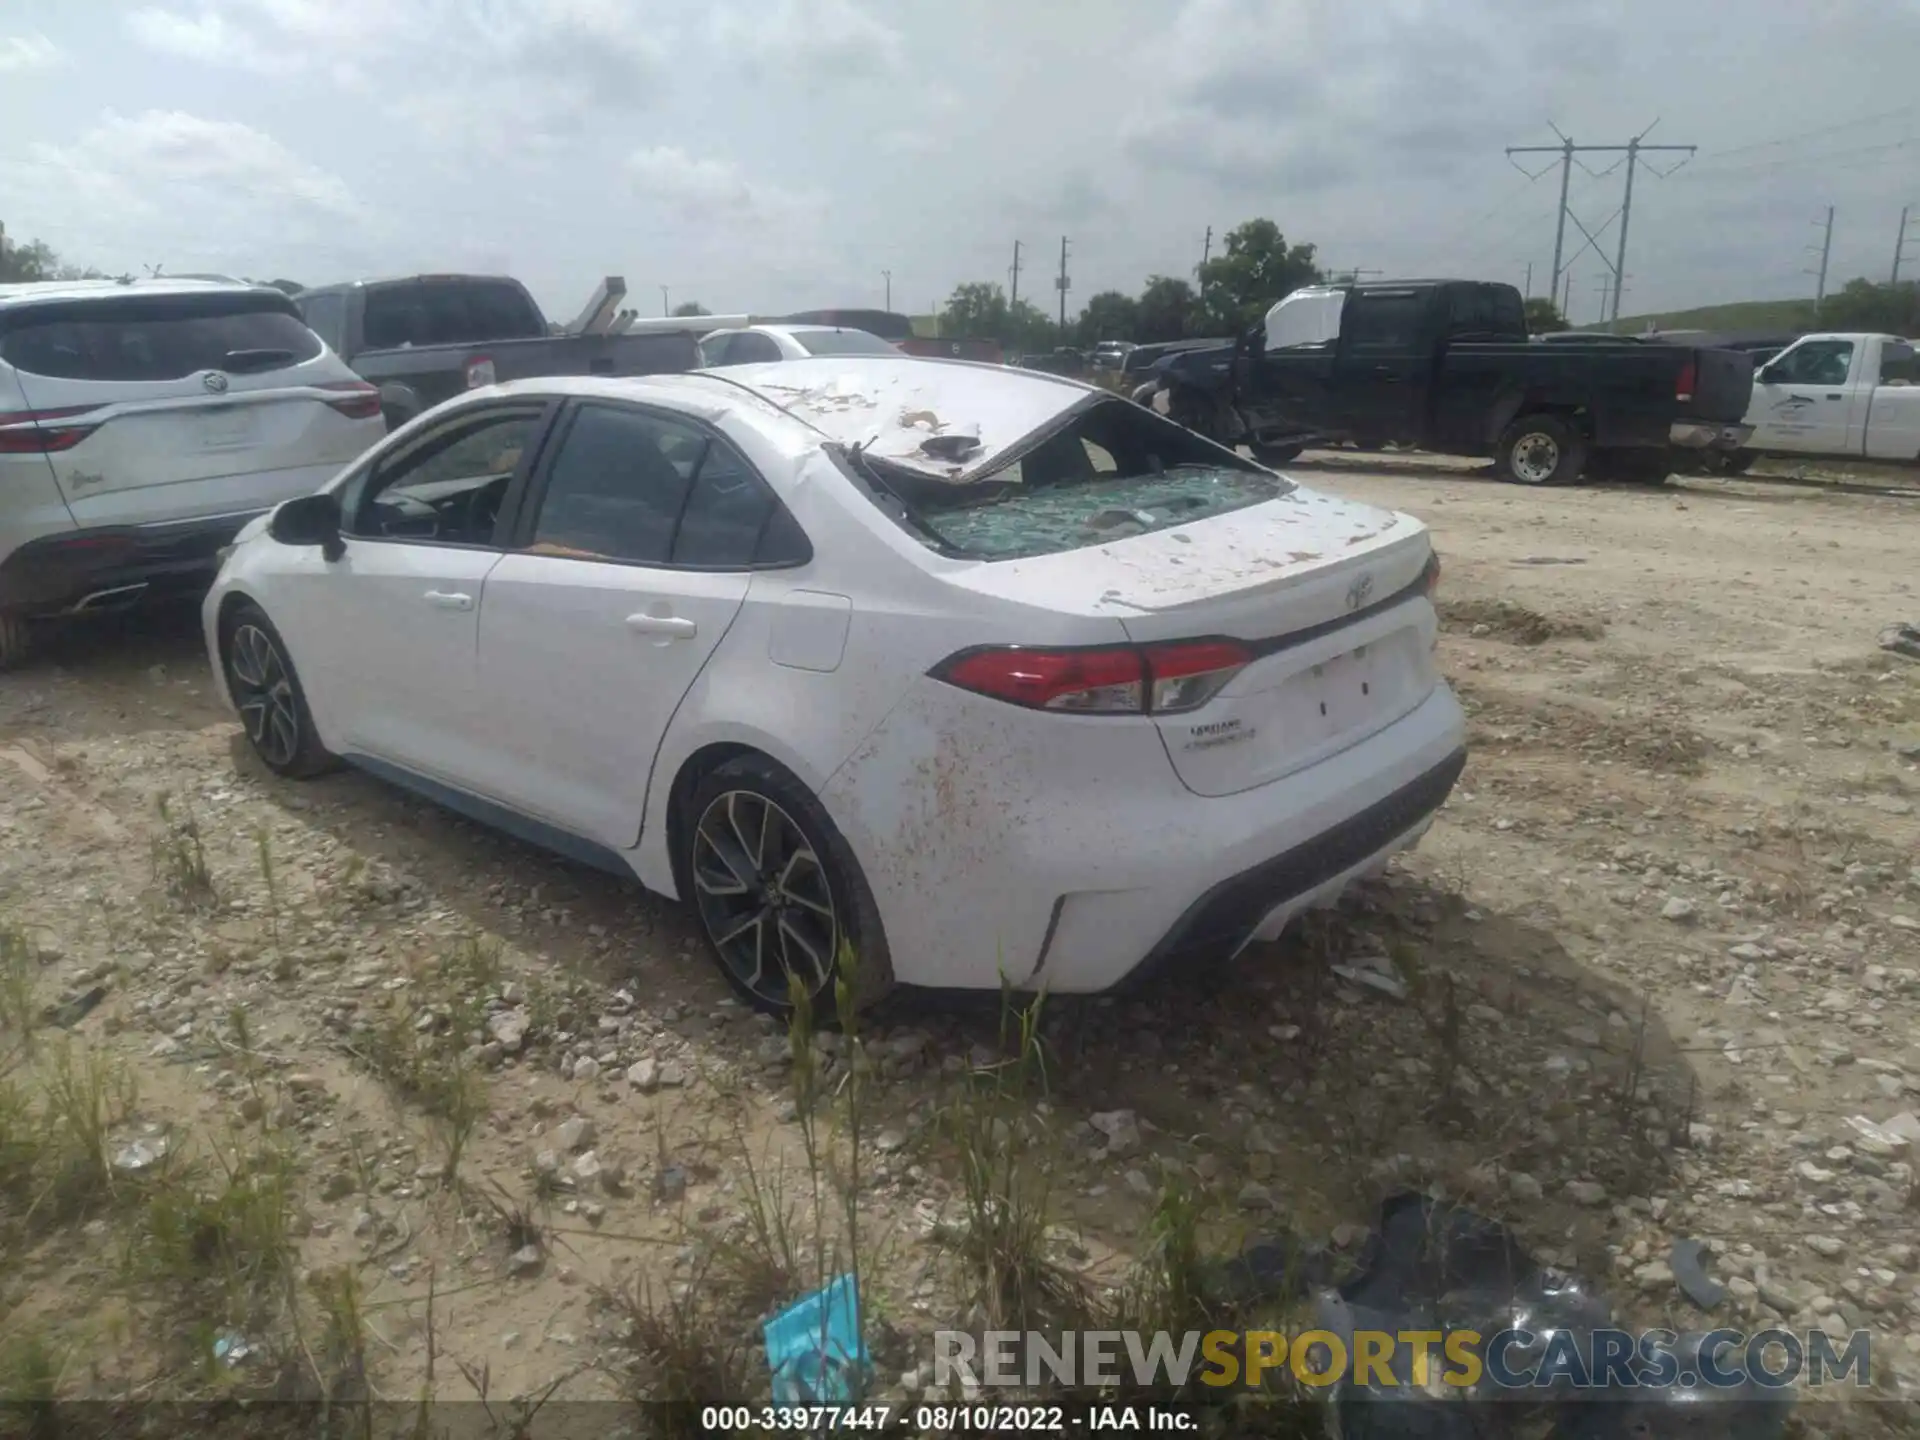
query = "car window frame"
(504, 397, 812, 573)
(336, 398, 562, 552)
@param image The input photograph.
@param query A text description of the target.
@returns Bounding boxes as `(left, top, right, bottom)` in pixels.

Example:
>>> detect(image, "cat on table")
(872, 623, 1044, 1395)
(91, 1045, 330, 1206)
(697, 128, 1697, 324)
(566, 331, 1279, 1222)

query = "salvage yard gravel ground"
(0, 457, 1916, 1436)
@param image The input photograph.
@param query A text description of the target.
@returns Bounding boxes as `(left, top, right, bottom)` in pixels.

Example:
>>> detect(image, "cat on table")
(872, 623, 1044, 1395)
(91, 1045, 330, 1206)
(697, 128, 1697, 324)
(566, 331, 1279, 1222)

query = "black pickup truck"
(293, 274, 701, 431)
(1135, 279, 1755, 484)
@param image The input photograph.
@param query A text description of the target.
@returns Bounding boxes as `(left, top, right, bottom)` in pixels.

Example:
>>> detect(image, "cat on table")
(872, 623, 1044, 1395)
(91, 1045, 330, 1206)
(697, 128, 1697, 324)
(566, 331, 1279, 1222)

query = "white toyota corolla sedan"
(202, 357, 1465, 1016)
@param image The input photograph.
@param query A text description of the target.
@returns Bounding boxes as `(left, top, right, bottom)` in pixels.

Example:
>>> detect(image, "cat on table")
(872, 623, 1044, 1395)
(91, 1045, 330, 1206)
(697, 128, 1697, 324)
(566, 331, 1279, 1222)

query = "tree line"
(936, 219, 1324, 353)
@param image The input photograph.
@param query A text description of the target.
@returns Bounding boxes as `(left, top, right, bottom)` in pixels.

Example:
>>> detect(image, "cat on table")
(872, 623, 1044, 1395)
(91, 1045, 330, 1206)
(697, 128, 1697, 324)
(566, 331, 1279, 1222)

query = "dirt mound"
(1440, 598, 1604, 646)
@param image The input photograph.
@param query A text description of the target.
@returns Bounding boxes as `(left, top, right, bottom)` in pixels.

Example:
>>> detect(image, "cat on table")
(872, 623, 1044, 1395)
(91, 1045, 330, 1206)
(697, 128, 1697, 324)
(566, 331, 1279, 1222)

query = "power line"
(1506, 122, 1696, 326)
(1702, 103, 1919, 162)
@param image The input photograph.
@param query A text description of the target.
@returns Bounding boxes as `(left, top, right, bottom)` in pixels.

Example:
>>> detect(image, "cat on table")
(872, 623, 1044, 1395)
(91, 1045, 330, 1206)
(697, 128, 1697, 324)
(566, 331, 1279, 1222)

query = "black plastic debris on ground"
(1306, 1193, 1794, 1439)
(1880, 622, 1920, 662)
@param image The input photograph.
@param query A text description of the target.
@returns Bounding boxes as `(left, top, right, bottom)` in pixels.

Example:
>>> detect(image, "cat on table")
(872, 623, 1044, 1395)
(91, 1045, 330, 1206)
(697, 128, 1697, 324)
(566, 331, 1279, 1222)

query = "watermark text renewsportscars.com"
(934, 1326, 1872, 1391)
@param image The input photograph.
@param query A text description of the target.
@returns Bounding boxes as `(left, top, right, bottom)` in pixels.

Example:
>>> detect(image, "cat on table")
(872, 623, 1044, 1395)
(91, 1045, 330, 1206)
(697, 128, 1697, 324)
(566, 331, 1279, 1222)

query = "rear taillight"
(319, 380, 382, 420)
(1675, 358, 1696, 404)
(465, 355, 497, 389)
(933, 639, 1252, 715)
(0, 406, 103, 454)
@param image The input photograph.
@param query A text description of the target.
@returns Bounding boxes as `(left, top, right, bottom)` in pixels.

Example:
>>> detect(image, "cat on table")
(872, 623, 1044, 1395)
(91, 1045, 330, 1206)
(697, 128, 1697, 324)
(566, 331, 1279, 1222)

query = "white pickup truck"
(1733, 331, 1920, 468)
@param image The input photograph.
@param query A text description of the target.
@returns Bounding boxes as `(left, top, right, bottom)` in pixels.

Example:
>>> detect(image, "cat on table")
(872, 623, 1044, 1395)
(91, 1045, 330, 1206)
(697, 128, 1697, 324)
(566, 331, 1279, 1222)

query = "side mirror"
(270, 492, 345, 561)
(1756, 364, 1780, 385)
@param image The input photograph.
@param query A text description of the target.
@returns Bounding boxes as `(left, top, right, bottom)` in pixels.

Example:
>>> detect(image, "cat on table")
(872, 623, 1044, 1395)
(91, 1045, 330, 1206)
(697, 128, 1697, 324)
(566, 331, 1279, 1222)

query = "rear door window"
(525, 403, 807, 568)
(727, 332, 784, 364)
(0, 292, 323, 380)
(1345, 292, 1422, 351)
(360, 281, 546, 349)
(297, 292, 346, 352)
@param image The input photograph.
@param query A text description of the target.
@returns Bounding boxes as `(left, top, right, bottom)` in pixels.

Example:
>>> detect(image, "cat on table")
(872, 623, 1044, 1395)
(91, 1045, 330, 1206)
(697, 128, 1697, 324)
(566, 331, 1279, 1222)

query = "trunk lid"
(949, 488, 1442, 796)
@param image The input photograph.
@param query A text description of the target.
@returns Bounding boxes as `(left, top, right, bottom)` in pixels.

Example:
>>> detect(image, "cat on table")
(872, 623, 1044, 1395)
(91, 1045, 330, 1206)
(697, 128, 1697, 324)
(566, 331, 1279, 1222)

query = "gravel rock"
(1089, 1110, 1141, 1155)
(1566, 1180, 1607, 1207)
(556, 1115, 596, 1153)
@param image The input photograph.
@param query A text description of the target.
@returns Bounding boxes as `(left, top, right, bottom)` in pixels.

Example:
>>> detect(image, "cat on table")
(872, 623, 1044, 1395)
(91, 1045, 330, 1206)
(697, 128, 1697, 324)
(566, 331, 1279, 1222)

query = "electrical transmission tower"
(1893, 206, 1916, 285)
(1807, 207, 1834, 319)
(1506, 122, 1695, 327)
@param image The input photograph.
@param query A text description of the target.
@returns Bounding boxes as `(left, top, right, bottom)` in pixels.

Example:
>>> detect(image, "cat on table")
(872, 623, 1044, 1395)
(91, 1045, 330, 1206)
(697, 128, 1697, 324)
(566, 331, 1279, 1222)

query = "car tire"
(681, 754, 894, 1023)
(1496, 414, 1587, 486)
(0, 613, 32, 672)
(219, 601, 337, 779)
(1720, 448, 1757, 475)
(1250, 442, 1306, 466)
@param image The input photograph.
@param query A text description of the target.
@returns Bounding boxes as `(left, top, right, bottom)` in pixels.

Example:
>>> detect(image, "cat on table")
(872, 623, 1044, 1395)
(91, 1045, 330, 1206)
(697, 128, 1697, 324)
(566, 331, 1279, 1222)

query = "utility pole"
(1894, 206, 1914, 285)
(1594, 274, 1613, 323)
(659, 285, 669, 317)
(1507, 123, 1695, 324)
(1009, 240, 1022, 313)
(882, 269, 891, 310)
(1561, 267, 1575, 320)
(1522, 261, 1533, 298)
(1808, 206, 1834, 319)
(1056, 236, 1070, 337)
(1202, 226, 1212, 268)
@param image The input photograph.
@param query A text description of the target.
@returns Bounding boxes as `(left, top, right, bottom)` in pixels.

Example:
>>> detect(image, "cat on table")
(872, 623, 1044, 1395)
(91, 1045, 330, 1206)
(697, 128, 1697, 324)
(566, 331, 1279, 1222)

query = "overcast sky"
(3, 0, 1918, 325)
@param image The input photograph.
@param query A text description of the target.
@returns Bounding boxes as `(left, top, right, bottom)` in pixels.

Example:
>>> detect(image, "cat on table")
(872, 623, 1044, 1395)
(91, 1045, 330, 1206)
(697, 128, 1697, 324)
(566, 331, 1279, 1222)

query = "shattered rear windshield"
(851, 395, 1291, 561)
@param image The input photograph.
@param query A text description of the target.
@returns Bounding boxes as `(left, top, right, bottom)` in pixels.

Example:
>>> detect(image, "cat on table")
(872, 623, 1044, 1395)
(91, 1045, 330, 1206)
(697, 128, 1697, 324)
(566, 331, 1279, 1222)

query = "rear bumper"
(0, 510, 263, 616)
(1670, 420, 1753, 451)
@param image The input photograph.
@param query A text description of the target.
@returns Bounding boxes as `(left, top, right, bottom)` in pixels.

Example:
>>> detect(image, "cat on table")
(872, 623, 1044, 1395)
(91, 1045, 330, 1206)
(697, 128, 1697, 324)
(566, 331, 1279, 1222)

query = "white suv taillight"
(0, 405, 104, 454)
(319, 380, 381, 419)
(465, 355, 497, 389)
(933, 639, 1252, 715)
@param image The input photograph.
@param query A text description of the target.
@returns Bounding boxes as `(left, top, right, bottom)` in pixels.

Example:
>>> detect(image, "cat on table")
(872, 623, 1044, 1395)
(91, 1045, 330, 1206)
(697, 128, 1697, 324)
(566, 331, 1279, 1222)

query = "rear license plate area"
(201, 407, 256, 450)
(1301, 644, 1378, 739)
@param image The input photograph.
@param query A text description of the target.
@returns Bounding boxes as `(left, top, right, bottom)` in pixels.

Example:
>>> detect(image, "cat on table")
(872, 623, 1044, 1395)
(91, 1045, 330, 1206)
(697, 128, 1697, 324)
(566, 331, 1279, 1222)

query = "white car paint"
(203, 358, 1465, 999)
(697, 324, 900, 369)
(1, 277, 383, 623)
(1742, 332, 1920, 461)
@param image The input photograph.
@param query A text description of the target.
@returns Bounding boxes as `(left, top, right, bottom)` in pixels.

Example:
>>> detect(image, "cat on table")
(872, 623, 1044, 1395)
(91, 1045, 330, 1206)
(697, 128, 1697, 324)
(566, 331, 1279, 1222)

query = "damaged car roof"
(681, 356, 1098, 482)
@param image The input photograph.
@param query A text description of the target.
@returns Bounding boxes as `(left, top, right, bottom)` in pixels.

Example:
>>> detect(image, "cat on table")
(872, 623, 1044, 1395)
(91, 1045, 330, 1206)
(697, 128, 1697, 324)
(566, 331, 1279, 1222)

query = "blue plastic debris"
(764, 1273, 868, 1404)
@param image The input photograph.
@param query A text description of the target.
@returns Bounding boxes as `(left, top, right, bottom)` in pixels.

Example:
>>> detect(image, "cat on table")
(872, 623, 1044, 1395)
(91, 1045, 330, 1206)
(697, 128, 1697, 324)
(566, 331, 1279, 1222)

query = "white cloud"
(0, 111, 369, 276)
(125, 8, 292, 71)
(0, 31, 60, 71)
(626, 146, 819, 226)
(712, 0, 904, 79)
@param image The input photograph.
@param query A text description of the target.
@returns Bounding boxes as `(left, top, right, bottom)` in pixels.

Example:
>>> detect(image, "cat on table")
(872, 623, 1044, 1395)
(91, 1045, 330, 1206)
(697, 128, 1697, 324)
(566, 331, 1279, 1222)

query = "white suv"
(0, 278, 385, 667)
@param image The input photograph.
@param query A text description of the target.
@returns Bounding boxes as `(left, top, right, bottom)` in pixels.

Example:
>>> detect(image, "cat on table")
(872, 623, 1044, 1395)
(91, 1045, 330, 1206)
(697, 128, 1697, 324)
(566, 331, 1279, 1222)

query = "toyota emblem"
(203, 372, 230, 394)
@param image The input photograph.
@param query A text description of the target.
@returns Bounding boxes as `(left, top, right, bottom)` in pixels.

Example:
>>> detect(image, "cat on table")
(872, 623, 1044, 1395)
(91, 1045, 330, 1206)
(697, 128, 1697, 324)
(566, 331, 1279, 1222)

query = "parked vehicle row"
(1133, 279, 1756, 485)
(294, 273, 699, 431)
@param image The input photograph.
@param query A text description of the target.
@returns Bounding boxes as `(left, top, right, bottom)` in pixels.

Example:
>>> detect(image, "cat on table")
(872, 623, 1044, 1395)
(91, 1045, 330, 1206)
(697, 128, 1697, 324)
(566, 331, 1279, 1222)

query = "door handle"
(1826, 393, 1842, 400)
(424, 590, 473, 611)
(625, 612, 696, 639)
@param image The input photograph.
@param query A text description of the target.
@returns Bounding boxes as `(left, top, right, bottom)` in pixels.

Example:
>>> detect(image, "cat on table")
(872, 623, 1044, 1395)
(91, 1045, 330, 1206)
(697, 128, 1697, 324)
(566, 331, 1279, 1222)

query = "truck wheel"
(0, 613, 31, 672)
(1250, 442, 1305, 466)
(1497, 415, 1586, 486)
(1720, 449, 1756, 475)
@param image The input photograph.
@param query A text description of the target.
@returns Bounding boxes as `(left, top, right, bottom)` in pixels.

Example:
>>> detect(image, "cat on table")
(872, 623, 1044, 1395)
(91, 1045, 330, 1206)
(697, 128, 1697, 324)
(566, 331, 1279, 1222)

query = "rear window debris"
(847, 394, 1291, 561)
